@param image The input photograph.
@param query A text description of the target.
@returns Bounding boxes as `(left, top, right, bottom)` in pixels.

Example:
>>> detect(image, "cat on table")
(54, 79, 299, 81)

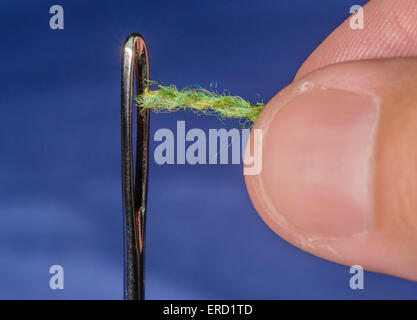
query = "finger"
(245, 59, 417, 280)
(296, 0, 417, 79)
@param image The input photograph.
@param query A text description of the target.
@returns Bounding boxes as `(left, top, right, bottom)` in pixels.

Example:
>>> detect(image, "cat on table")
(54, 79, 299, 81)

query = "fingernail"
(261, 88, 379, 238)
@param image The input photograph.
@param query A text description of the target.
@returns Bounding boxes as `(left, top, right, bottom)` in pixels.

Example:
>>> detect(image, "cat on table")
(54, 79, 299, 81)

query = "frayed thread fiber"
(136, 81, 265, 124)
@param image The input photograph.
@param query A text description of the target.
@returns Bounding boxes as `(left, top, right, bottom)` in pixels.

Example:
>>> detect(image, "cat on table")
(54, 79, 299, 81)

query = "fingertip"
(245, 59, 417, 281)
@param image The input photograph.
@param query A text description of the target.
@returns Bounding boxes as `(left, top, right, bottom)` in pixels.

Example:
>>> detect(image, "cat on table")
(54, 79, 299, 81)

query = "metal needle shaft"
(121, 33, 150, 300)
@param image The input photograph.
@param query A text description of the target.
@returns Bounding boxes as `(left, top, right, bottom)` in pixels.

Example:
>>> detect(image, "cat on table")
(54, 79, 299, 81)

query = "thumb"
(245, 58, 417, 281)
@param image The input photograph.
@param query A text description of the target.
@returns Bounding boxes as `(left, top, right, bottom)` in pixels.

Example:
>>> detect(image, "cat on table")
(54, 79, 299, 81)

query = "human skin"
(244, 0, 417, 281)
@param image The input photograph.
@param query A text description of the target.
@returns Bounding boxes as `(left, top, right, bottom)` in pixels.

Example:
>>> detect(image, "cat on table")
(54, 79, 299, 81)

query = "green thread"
(136, 81, 265, 125)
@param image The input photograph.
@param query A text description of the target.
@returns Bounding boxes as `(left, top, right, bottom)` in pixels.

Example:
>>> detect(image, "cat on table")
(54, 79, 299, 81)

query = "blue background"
(1, 0, 416, 299)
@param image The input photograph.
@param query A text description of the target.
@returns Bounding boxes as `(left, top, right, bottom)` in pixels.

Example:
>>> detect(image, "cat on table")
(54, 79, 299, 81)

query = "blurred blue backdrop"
(1, 0, 416, 299)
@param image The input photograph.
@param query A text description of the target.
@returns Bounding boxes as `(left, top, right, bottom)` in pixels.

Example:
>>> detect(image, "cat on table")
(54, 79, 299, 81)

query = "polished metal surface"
(121, 33, 150, 300)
